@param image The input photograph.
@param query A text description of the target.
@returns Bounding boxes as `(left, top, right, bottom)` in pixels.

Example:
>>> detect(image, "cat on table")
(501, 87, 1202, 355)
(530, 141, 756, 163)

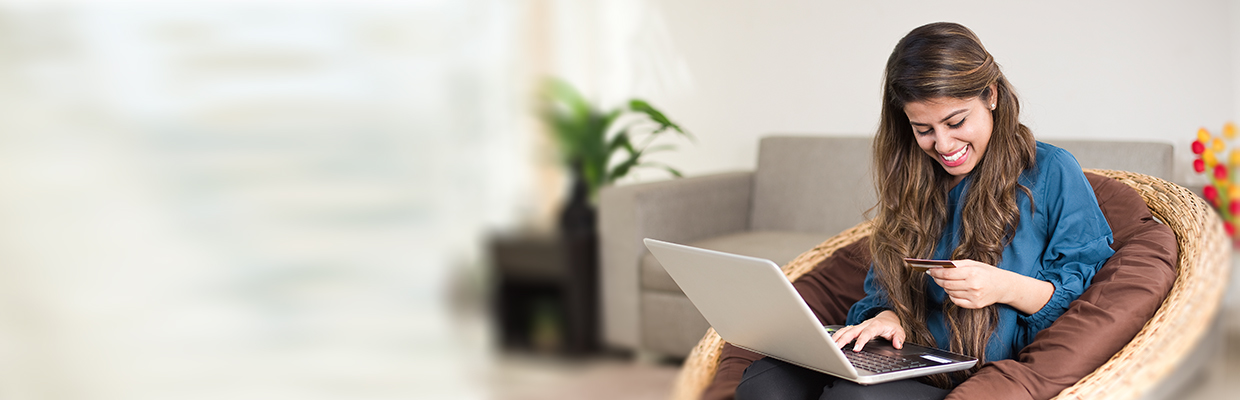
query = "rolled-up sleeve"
(1016, 152, 1115, 339)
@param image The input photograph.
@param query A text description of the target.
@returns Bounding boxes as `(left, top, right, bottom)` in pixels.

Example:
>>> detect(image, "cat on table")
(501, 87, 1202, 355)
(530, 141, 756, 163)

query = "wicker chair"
(668, 169, 1231, 400)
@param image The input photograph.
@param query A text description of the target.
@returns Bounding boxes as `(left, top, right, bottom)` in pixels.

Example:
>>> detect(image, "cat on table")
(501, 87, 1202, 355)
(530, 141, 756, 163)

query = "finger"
(944, 281, 983, 292)
(931, 268, 967, 280)
(951, 259, 987, 268)
(949, 295, 980, 309)
(937, 282, 978, 296)
(936, 280, 963, 290)
(943, 287, 977, 296)
(944, 290, 975, 301)
(892, 329, 906, 349)
(832, 326, 852, 343)
(832, 326, 856, 348)
(853, 328, 876, 352)
(840, 328, 866, 348)
(927, 271, 952, 283)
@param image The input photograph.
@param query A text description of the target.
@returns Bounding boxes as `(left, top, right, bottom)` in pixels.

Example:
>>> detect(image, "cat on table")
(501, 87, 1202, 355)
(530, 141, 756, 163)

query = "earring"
(990, 104, 996, 110)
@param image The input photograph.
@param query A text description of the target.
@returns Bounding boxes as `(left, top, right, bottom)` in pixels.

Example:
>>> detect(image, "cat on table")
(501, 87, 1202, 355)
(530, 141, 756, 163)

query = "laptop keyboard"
(842, 350, 929, 373)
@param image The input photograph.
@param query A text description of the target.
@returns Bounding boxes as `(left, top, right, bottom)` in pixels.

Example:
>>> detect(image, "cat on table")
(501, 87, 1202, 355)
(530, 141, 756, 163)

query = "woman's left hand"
(926, 259, 1052, 314)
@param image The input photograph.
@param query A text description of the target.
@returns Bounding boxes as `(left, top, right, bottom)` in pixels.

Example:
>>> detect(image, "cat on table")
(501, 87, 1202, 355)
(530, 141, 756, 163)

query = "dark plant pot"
(556, 170, 599, 354)
(560, 171, 597, 235)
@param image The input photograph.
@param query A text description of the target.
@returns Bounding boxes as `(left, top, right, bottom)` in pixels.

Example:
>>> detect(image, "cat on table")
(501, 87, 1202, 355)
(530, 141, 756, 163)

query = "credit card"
(904, 258, 956, 273)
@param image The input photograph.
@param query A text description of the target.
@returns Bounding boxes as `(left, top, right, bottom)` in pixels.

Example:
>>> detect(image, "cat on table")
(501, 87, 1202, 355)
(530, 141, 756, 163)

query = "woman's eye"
(916, 128, 933, 135)
(948, 118, 965, 129)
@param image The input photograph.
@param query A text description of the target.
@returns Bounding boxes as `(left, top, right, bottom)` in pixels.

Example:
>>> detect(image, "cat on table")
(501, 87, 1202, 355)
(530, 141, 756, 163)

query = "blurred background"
(0, 0, 1235, 399)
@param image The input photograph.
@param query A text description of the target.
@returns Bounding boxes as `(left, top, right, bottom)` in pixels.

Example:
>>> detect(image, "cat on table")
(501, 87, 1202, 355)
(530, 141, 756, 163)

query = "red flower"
(1193, 140, 1206, 154)
(1217, 164, 1230, 180)
(1230, 200, 1240, 215)
(1226, 221, 1235, 237)
(1195, 158, 1206, 173)
(1205, 185, 1218, 203)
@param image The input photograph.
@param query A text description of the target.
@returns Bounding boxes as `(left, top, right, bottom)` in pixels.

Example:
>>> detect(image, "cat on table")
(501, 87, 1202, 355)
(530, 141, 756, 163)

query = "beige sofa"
(598, 135, 1176, 358)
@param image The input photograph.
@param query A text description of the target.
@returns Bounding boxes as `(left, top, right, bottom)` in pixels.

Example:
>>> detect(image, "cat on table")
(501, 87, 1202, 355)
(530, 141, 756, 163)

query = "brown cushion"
(700, 172, 1178, 400)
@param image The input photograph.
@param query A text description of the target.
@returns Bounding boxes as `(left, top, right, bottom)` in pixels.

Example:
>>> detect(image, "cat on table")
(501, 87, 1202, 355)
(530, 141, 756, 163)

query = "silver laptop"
(643, 238, 976, 385)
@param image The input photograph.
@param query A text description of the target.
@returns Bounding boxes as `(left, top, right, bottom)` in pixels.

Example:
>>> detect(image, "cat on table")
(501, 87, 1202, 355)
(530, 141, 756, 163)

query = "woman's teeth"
(943, 146, 967, 162)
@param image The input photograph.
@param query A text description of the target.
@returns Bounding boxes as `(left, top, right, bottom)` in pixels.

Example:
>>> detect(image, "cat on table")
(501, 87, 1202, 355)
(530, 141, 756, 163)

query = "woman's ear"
(987, 83, 999, 110)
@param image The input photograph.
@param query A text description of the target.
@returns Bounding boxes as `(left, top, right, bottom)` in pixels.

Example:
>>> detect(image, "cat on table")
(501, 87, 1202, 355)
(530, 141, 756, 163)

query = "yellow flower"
(1204, 150, 1218, 167)
(1225, 122, 1237, 139)
(1231, 150, 1240, 167)
(1229, 185, 1240, 200)
(1199, 127, 1213, 143)
(1213, 137, 1227, 153)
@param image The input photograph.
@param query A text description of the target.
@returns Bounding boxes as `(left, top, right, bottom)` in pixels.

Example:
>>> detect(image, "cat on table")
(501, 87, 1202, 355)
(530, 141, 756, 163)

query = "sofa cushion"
(1044, 140, 1173, 180)
(641, 230, 836, 293)
(640, 291, 713, 358)
(751, 136, 876, 235)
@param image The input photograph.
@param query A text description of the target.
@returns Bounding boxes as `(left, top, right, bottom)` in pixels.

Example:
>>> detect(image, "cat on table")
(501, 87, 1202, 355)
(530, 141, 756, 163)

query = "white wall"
(554, 0, 1237, 187)
(0, 3, 515, 398)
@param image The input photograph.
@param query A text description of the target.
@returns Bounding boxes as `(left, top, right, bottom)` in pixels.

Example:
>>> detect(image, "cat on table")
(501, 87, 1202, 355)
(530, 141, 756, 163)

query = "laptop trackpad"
(919, 354, 953, 364)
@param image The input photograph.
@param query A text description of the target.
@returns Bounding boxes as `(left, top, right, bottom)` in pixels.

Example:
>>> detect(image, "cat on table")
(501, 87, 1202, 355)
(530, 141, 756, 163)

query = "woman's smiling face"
(905, 89, 996, 187)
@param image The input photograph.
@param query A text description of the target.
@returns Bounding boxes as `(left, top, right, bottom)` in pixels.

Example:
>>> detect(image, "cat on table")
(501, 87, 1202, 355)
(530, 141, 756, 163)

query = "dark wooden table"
(490, 230, 598, 355)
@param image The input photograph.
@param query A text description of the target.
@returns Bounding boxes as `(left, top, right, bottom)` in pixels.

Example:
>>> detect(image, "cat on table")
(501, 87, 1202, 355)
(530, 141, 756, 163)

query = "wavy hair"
(869, 22, 1036, 387)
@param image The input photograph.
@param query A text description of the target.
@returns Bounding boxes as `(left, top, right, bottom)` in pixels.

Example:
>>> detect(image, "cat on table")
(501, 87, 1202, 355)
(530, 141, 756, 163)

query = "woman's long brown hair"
(870, 22, 1036, 387)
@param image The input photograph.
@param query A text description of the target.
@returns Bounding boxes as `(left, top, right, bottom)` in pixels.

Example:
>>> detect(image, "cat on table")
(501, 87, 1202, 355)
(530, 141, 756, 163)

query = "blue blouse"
(846, 141, 1115, 362)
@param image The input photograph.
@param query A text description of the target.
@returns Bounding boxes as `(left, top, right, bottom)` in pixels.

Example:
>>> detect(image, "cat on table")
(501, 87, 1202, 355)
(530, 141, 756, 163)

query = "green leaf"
(608, 157, 640, 184)
(641, 144, 677, 154)
(537, 78, 693, 197)
(540, 79, 602, 161)
(629, 99, 691, 141)
(628, 100, 673, 127)
(546, 79, 592, 121)
(602, 108, 623, 131)
(607, 135, 650, 183)
(582, 158, 603, 190)
(608, 130, 635, 155)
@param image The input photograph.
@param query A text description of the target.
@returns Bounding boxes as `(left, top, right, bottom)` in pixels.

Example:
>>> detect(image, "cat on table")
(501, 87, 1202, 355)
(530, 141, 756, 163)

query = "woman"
(735, 22, 1114, 400)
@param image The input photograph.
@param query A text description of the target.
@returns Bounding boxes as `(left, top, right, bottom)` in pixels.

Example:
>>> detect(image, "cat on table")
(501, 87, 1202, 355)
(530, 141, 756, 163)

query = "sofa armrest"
(598, 171, 755, 350)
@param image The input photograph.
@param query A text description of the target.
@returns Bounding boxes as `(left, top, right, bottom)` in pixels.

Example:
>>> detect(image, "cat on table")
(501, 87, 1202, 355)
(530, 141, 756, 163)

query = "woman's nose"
(936, 139, 957, 154)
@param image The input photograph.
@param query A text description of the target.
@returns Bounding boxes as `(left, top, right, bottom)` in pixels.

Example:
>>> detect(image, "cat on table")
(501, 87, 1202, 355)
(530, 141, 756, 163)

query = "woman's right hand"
(831, 310, 906, 351)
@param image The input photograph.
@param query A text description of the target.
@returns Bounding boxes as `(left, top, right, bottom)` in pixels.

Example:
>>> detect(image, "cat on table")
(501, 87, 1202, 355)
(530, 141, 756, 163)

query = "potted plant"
(539, 78, 691, 233)
(527, 78, 689, 354)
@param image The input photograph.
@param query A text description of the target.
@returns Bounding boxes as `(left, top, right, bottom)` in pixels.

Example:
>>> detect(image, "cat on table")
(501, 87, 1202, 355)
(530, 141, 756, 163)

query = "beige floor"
(1180, 348, 1240, 400)
(491, 315, 1240, 400)
(490, 353, 680, 400)
(1180, 315, 1240, 400)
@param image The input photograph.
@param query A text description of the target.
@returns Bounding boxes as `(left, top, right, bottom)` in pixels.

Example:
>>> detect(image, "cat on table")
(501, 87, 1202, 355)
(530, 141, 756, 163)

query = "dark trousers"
(735, 357, 950, 400)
